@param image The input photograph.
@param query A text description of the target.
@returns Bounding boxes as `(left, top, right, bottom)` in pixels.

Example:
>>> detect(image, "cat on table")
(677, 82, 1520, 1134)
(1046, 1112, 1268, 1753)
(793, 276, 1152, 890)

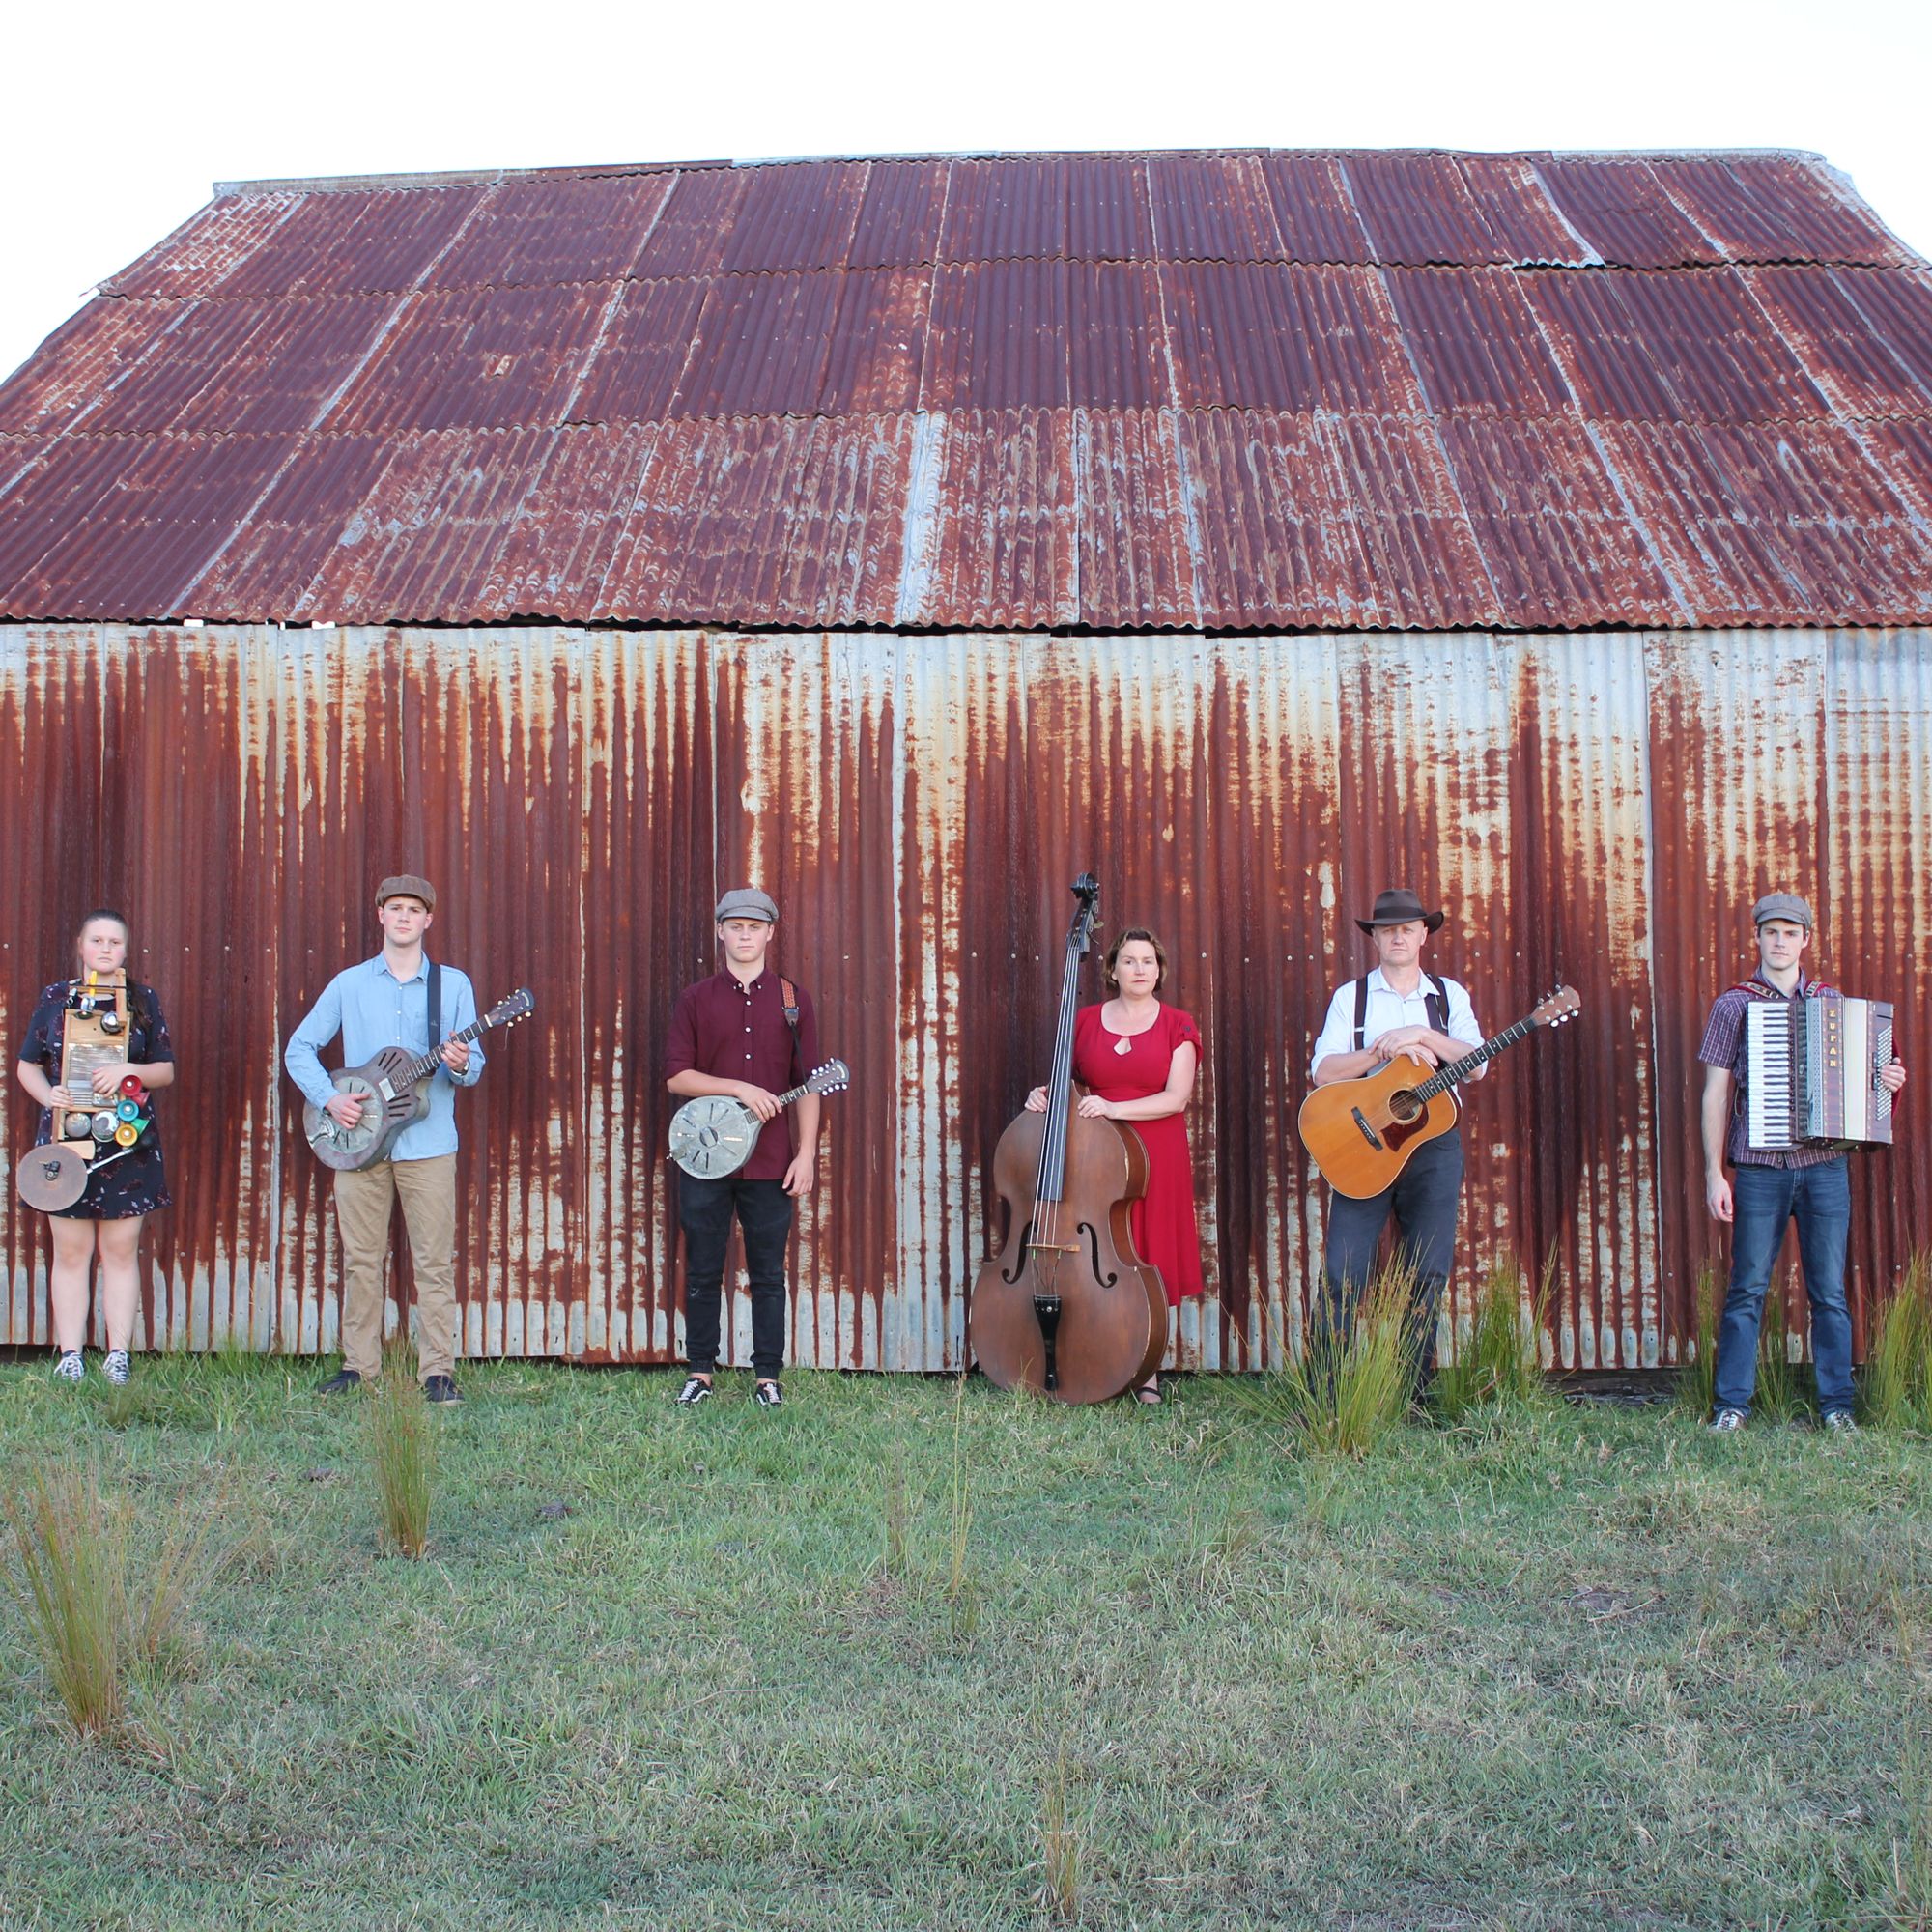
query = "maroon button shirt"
(665, 969, 821, 1182)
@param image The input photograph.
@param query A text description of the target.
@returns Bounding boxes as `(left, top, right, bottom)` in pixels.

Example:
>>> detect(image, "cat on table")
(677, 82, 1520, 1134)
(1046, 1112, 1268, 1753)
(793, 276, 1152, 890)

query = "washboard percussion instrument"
(1745, 995, 1894, 1151)
(14, 975, 159, 1212)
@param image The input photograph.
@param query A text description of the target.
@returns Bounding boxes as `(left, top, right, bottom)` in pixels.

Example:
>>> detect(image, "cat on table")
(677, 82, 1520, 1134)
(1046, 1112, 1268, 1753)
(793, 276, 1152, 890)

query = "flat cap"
(715, 887, 779, 923)
(375, 873, 436, 910)
(1753, 892, 1814, 929)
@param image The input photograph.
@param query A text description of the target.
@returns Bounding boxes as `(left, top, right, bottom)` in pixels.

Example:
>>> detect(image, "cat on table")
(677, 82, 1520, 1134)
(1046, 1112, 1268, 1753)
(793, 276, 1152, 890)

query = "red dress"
(1072, 1003, 1205, 1305)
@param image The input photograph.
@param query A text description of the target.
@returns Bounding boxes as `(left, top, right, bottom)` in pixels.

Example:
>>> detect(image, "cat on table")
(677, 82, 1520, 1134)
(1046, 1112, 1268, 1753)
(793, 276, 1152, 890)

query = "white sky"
(4, 0, 1928, 386)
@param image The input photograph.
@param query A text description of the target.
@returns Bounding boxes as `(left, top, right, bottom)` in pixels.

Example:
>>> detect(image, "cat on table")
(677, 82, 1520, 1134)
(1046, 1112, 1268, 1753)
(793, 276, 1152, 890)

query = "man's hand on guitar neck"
(733, 1082, 783, 1122)
(440, 1038, 470, 1076)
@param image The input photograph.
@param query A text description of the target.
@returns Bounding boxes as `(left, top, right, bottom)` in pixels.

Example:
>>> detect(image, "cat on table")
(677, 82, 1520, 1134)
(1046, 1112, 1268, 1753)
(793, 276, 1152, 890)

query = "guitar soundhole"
(1387, 1089, 1423, 1124)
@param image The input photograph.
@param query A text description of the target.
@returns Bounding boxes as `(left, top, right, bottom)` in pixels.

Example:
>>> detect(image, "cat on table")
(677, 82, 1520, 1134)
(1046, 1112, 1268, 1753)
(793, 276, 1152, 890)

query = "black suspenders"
(1352, 973, 1449, 1050)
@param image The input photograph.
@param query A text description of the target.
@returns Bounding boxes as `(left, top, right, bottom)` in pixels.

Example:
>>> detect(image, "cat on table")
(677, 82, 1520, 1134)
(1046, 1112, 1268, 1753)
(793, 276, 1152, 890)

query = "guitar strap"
(428, 959, 441, 1063)
(779, 976, 802, 1084)
(1353, 973, 1449, 1050)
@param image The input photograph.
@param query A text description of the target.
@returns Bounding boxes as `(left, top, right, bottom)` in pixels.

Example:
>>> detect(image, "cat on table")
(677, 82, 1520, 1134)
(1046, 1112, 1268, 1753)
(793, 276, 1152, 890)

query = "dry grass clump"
(4, 1463, 213, 1740)
(367, 1348, 438, 1558)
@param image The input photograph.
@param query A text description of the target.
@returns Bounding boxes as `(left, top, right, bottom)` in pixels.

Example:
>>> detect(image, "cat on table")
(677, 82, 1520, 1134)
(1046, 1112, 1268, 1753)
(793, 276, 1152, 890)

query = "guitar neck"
(1413, 1014, 1538, 1100)
(400, 1012, 495, 1088)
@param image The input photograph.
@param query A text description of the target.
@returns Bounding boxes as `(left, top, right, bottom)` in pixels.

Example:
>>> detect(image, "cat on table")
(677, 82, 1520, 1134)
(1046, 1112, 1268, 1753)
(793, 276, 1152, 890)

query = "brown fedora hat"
(1355, 887, 1445, 935)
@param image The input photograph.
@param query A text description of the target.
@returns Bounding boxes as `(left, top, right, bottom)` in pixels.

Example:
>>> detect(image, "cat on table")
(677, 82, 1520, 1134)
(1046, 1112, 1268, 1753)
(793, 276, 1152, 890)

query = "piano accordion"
(1745, 996, 1894, 1151)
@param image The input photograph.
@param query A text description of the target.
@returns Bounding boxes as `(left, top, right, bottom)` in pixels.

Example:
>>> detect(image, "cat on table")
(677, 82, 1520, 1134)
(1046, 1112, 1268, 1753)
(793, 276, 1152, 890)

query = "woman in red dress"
(1027, 925, 1204, 1402)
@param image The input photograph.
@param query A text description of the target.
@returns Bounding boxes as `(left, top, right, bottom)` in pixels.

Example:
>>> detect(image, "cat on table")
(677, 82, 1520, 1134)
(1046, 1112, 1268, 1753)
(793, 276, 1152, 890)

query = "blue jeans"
(1714, 1157, 1853, 1415)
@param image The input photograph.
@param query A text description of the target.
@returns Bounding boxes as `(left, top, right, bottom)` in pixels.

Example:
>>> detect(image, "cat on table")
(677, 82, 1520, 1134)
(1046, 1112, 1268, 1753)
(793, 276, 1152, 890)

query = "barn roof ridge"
(212, 144, 1840, 200)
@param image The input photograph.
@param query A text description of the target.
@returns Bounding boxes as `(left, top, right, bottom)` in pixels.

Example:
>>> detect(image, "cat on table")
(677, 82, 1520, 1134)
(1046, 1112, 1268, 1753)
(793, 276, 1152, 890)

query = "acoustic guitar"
(302, 988, 534, 1171)
(1298, 986, 1580, 1198)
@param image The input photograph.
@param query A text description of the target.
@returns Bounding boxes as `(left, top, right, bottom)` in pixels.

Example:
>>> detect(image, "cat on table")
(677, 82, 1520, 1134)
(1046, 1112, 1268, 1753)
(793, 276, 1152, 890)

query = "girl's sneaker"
(53, 1350, 85, 1382)
(102, 1350, 131, 1386)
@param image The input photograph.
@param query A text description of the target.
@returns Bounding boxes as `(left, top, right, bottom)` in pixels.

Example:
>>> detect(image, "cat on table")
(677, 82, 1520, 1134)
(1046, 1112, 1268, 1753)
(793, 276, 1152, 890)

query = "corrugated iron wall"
(4, 623, 1925, 1371)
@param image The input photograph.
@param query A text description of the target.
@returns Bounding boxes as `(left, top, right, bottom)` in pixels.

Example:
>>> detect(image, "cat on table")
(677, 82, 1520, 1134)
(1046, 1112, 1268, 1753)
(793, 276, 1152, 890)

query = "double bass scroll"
(969, 874, 1167, 1405)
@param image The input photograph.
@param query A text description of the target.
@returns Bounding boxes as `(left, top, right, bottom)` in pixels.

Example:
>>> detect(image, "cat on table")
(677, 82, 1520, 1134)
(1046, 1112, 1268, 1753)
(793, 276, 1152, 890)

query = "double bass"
(970, 874, 1168, 1404)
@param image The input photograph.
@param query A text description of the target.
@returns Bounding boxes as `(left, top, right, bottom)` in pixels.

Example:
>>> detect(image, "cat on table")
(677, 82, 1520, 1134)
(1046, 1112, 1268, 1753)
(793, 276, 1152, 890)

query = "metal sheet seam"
(1158, 409, 1208, 631)
(1732, 270, 1932, 553)
(1376, 269, 1511, 620)
(554, 283, 655, 431)
(1523, 161, 1605, 267)
(169, 194, 515, 612)
(893, 412, 945, 624)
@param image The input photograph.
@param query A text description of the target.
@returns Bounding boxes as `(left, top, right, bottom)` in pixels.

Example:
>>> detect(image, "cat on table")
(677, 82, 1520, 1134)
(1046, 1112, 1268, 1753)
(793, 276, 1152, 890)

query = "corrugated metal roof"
(3, 147, 1930, 630)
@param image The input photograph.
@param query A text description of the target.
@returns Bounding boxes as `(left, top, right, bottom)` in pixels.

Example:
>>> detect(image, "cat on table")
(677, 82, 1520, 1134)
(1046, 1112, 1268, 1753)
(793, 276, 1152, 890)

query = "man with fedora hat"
(1698, 892, 1906, 1434)
(665, 888, 822, 1407)
(286, 874, 484, 1404)
(1309, 888, 1486, 1383)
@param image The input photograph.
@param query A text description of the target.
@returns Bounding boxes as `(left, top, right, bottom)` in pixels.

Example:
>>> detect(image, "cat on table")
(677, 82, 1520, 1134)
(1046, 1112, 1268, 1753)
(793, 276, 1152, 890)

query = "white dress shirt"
(1309, 966, 1483, 1079)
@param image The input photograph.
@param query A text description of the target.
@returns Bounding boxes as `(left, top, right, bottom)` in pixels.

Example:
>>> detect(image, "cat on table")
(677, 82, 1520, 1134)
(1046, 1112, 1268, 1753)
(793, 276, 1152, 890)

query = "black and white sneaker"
(102, 1350, 130, 1386)
(1822, 1409, 1860, 1434)
(1709, 1406, 1747, 1433)
(753, 1379, 784, 1408)
(53, 1350, 84, 1383)
(674, 1376, 714, 1406)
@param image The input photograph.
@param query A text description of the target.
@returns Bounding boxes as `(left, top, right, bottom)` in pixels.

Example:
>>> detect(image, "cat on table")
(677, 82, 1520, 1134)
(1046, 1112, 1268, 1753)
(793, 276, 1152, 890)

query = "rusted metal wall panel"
(6, 622, 1924, 1373)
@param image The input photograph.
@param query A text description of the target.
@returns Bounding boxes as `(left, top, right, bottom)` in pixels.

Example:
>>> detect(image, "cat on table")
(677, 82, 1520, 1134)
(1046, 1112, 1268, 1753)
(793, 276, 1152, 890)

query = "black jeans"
(1319, 1130, 1464, 1378)
(677, 1174, 794, 1379)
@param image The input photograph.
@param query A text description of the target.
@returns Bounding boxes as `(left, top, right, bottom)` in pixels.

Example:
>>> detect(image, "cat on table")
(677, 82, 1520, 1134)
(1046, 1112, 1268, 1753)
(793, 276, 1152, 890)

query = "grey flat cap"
(375, 873, 436, 910)
(715, 887, 779, 923)
(1753, 892, 1814, 929)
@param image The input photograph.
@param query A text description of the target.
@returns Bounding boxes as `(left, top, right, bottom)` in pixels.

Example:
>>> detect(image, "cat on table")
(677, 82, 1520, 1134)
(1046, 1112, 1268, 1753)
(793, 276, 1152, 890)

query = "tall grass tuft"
(944, 1373, 978, 1638)
(1677, 1261, 1722, 1417)
(1039, 1747, 1081, 1921)
(5, 1466, 126, 1734)
(367, 1350, 438, 1558)
(1236, 1257, 1420, 1458)
(1866, 1250, 1932, 1431)
(4, 1465, 214, 1739)
(1434, 1254, 1551, 1420)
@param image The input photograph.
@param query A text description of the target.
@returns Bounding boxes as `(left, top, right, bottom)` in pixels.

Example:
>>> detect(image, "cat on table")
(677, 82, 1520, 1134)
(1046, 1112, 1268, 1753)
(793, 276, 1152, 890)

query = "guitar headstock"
(1530, 985, 1581, 1029)
(486, 988, 536, 1029)
(808, 1058, 852, 1096)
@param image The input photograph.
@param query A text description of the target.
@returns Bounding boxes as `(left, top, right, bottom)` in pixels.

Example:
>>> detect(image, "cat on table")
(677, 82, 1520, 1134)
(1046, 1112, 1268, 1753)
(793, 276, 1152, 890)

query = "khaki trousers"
(333, 1152, 459, 1381)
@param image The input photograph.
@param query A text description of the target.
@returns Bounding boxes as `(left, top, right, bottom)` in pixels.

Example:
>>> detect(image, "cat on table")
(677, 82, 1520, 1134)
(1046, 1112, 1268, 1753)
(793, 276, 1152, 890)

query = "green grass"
(3, 1353, 1931, 1930)
(1434, 1255, 1554, 1422)
(1866, 1252, 1932, 1432)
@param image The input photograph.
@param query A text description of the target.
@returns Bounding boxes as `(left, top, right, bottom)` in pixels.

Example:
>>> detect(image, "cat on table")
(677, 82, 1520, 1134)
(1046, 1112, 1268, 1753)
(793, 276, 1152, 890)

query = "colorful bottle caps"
(115, 1098, 142, 1122)
(114, 1122, 140, 1148)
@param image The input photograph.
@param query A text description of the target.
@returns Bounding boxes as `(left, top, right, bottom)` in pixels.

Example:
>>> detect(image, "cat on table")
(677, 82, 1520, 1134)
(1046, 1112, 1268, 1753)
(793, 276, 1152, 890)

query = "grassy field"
(2, 1355, 1929, 1932)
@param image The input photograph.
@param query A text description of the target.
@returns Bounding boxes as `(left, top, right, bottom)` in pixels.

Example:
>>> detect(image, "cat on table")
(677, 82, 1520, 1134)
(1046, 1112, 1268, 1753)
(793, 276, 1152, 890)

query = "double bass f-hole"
(1076, 1222, 1118, 1288)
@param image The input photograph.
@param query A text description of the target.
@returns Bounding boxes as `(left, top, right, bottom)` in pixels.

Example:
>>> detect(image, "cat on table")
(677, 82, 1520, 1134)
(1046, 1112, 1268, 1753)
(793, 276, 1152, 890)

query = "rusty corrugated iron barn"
(3, 148, 1929, 1372)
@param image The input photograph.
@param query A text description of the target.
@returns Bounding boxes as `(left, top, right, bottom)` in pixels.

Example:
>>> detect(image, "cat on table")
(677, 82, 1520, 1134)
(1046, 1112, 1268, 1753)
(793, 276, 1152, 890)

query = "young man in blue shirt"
(285, 874, 484, 1404)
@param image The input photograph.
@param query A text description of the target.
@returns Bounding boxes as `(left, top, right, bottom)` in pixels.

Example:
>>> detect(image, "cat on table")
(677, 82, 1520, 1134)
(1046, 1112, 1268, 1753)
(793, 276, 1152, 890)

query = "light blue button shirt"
(285, 954, 484, 1162)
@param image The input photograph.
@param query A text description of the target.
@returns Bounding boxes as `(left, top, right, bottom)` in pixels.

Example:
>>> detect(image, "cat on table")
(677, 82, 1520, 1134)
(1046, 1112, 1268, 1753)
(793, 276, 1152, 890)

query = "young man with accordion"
(1698, 893, 1906, 1434)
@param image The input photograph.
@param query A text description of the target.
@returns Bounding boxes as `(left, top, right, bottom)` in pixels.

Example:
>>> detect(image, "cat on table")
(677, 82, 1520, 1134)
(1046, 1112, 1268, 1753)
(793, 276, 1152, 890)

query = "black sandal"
(1133, 1378, 1162, 1406)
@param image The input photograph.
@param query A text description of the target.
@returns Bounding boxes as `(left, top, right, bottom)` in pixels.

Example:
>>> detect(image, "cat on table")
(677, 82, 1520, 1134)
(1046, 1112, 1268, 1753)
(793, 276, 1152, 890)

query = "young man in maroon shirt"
(665, 888, 821, 1406)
